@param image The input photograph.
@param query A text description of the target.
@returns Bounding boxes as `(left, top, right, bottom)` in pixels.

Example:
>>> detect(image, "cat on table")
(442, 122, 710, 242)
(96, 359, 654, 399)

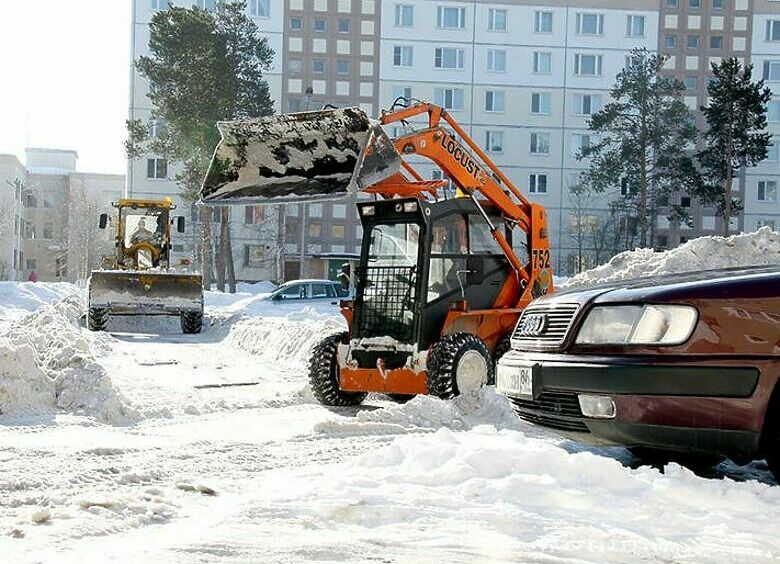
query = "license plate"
(496, 363, 534, 398)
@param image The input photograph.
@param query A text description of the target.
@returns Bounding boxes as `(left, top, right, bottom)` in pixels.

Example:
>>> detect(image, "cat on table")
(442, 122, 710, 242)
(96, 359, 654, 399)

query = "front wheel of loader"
(180, 311, 203, 334)
(427, 333, 493, 399)
(87, 307, 109, 332)
(309, 332, 366, 407)
(492, 334, 513, 384)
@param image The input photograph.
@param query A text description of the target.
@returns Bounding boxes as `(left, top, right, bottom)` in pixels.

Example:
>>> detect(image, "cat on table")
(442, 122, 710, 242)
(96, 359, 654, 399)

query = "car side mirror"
(466, 255, 485, 285)
(177, 216, 186, 233)
(99, 213, 108, 229)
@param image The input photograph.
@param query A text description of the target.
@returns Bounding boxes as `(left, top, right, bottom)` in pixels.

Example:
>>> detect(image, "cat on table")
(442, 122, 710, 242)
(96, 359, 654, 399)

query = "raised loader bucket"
(200, 107, 401, 204)
(88, 270, 204, 316)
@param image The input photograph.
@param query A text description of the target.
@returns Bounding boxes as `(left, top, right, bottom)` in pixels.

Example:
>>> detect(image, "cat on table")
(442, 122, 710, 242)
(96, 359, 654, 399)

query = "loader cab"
(353, 198, 527, 358)
(115, 200, 172, 269)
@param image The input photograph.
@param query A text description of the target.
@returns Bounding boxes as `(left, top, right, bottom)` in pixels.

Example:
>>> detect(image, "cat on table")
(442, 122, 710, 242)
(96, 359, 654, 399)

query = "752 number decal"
(532, 249, 551, 270)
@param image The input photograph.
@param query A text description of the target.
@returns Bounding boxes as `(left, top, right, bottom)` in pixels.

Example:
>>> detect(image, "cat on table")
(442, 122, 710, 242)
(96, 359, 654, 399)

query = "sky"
(0, 1, 131, 174)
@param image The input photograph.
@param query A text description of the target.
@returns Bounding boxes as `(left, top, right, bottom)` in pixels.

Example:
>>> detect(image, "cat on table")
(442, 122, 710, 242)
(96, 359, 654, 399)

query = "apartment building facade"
(129, 0, 780, 279)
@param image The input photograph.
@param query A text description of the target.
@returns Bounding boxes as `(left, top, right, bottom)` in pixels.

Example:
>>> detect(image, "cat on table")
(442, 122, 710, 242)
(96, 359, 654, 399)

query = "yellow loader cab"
(86, 197, 204, 334)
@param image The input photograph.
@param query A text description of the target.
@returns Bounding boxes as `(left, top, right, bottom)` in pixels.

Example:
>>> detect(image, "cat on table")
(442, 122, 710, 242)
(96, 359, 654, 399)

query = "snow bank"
(563, 227, 780, 290)
(0, 296, 136, 423)
(0, 281, 81, 320)
(260, 426, 780, 562)
(316, 388, 528, 435)
(227, 308, 346, 366)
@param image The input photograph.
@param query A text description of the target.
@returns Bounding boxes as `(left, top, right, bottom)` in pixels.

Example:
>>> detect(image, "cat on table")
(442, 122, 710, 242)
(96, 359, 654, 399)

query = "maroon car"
(496, 265, 780, 476)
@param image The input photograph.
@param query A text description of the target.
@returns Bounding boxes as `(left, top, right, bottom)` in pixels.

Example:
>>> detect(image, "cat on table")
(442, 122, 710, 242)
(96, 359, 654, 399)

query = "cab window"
(311, 283, 335, 298)
(279, 284, 306, 299)
(428, 214, 468, 302)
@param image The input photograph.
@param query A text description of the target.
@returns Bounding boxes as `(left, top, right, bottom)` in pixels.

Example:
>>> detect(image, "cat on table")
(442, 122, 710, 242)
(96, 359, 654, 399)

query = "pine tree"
(126, 1, 274, 292)
(578, 48, 699, 248)
(696, 58, 771, 236)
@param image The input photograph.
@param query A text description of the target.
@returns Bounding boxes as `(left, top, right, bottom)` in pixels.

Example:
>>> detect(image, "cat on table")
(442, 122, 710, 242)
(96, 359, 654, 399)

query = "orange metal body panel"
(340, 367, 429, 395)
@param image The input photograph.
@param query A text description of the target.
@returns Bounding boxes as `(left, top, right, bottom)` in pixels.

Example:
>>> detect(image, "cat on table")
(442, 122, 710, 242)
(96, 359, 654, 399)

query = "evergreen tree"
(578, 48, 699, 248)
(126, 1, 274, 292)
(696, 58, 771, 236)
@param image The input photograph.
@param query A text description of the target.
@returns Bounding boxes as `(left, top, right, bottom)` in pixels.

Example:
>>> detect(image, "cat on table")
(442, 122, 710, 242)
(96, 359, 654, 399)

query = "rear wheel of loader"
(309, 332, 367, 407)
(180, 311, 203, 334)
(427, 333, 493, 399)
(87, 307, 109, 332)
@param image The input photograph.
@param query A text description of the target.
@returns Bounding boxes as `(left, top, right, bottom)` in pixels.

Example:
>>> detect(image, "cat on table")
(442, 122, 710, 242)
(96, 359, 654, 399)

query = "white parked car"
(265, 279, 350, 303)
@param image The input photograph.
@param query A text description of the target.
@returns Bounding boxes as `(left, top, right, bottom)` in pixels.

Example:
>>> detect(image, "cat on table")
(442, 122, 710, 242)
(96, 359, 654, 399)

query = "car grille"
(508, 390, 589, 433)
(511, 303, 579, 349)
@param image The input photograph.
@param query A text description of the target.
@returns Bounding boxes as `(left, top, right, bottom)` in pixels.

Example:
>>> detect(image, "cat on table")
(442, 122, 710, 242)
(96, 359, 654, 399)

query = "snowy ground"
(2, 230, 780, 563)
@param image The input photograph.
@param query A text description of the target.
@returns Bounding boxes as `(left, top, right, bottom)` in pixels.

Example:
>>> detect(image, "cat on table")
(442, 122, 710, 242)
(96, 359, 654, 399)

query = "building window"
(530, 133, 550, 155)
(574, 53, 602, 76)
(488, 8, 507, 31)
(308, 203, 323, 218)
(768, 101, 780, 122)
(337, 60, 349, 75)
(308, 223, 322, 238)
(712, 0, 723, 8)
(533, 51, 552, 74)
(684, 76, 698, 90)
(393, 45, 413, 67)
(485, 130, 504, 153)
(573, 93, 601, 115)
(146, 158, 167, 179)
(24, 192, 37, 208)
(534, 11, 553, 33)
(313, 59, 325, 73)
(531, 92, 551, 114)
(529, 173, 548, 194)
(686, 35, 700, 48)
(769, 139, 780, 161)
(434, 47, 464, 69)
(767, 20, 780, 42)
(150, 0, 165, 11)
(576, 13, 604, 35)
(313, 17, 326, 32)
(434, 87, 464, 110)
(25, 223, 36, 239)
(394, 4, 413, 27)
(571, 134, 592, 157)
(710, 36, 723, 49)
(196, 0, 217, 12)
(26, 259, 36, 271)
(250, 0, 270, 17)
(290, 16, 302, 30)
(667, 0, 678, 6)
(243, 245, 265, 268)
(665, 35, 677, 48)
(149, 118, 166, 139)
(391, 85, 413, 104)
(337, 19, 350, 33)
(332, 204, 347, 218)
(43, 222, 53, 240)
(245, 205, 264, 225)
(332, 225, 346, 238)
(437, 6, 466, 29)
(758, 180, 778, 202)
(485, 90, 505, 112)
(764, 61, 780, 81)
(487, 49, 506, 72)
(689, 0, 700, 8)
(626, 15, 645, 37)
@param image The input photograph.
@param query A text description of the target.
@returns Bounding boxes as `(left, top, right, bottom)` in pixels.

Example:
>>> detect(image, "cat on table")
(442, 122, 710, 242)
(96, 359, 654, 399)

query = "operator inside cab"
(130, 217, 162, 245)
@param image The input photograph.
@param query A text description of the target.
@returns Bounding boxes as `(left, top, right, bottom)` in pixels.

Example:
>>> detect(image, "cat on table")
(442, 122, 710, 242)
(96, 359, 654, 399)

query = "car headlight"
(575, 304, 697, 345)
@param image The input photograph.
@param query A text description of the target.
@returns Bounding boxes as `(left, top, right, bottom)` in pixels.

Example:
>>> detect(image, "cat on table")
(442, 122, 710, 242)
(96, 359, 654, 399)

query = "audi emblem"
(517, 313, 548, 337)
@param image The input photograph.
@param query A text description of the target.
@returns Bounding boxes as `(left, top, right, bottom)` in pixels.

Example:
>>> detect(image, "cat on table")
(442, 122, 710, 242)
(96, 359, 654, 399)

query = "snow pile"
(316, 388, 526, 435)
(563, 227, 780, 290)
(259, 426, 780, 561)
(227, 308, 345, 365)
(0, 296, 136, 423)
(0, 281, 81, 320)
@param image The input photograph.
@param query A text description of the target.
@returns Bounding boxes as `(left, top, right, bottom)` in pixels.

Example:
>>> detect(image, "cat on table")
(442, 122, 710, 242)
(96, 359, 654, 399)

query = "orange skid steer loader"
(200, 101, 554, 404)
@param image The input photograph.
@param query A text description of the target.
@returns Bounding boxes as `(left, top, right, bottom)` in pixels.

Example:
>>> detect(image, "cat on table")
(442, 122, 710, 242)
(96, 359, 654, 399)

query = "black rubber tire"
(87, 307, 109, 331)
(387, 394, 415, 403)
(180, 311, 203, 334)
(309, 332, 367, 407)
(427, 333, 493, 399)
(492, 334, 513, 385)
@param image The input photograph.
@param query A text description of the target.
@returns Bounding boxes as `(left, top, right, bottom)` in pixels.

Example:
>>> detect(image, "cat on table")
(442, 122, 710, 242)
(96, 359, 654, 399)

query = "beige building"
(0, 149, 123, 282)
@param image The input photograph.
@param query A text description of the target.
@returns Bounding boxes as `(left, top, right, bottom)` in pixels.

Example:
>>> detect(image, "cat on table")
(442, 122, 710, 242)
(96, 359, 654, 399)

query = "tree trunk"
(723, 139, 734, 237)
(224, 208, 236, 294)
(639, 146, 648, 247)
(216, 209, 227, 292)
(201, 207, 213, 291)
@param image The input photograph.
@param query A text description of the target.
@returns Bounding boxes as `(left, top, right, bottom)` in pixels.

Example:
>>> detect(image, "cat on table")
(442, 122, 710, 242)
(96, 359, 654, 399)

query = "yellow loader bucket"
(200, 107, 401, 204)
(88, 270, 204, 316)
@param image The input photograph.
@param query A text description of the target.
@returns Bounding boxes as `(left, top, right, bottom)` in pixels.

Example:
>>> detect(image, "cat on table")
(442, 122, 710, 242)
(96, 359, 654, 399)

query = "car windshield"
(367, 222, 420, 267)
(122, 207, 167, 248)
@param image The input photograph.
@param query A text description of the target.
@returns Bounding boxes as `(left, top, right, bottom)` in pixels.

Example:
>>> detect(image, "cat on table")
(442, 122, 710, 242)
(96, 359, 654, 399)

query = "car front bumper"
(498, 350, 769, 462)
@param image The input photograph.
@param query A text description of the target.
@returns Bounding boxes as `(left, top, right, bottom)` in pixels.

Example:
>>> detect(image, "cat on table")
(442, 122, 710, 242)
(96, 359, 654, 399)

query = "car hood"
(542, 265, 780, 306)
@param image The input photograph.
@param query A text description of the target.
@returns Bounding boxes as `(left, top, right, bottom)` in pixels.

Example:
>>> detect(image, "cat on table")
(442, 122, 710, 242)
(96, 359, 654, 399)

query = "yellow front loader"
(86, 198, 204, 333)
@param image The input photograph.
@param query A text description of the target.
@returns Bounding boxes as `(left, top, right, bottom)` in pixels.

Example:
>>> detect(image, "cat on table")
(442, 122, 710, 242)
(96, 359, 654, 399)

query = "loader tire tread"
(87, 307, 109, 332)
(309, 332, 366, 407)
(180, 311, 203, 334)
(427, 333, 493, 399)
(492, 333, 513, 384)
